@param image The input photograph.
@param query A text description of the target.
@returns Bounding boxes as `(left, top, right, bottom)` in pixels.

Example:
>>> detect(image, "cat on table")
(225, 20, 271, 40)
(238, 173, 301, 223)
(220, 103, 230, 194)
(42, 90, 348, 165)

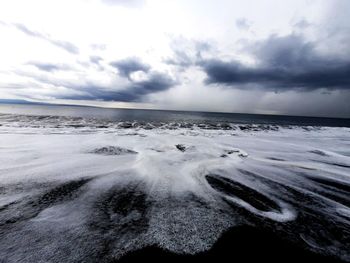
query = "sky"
(0, 0, 349, 118)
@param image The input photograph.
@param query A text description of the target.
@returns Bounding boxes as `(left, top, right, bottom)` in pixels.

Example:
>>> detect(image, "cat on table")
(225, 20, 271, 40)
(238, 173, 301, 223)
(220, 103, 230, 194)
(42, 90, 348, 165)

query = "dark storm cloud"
(59, 72, 176, 102)
(200, 34, 350, 91)
(110, 58, 150, 79)
(13, 23, 79, 54)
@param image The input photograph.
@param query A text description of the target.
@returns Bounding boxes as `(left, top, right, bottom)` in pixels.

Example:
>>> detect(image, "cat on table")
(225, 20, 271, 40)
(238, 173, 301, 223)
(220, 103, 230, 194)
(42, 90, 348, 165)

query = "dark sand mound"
(175, 144, 186, 152)
(310, 150, 329, 156)
(310, 177, 350, 194)
(0, 179, 90, 226)
(38, 179, 91, 205)
(309, 177, 350, 207)
(92, 146, 138, 156)
(205, 174, 280, 212)
(316, 161, 350, 169)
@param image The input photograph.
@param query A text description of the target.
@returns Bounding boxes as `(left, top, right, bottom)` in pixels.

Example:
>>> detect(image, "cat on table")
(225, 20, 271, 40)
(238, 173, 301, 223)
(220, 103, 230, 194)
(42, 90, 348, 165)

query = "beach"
(0, 112, 349, 262)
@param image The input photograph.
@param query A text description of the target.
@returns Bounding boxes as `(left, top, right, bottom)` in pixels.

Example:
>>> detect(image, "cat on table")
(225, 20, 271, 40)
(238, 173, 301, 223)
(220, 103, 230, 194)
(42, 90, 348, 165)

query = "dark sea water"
(0, 103, 349, 127)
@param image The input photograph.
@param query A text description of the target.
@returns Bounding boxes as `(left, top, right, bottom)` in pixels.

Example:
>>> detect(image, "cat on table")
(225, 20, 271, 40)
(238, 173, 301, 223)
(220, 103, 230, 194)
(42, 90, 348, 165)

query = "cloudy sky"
(0, 0, 349, 117)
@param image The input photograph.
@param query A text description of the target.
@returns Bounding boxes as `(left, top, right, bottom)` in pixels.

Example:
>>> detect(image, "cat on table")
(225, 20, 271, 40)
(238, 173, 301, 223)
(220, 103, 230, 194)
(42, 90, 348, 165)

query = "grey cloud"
(293, 19, 311, 29)
(201, 34, 350, 91)
(236, 18, 251, 31)
(28, 62, 71, 72)
(13, 23, 42, 38)
(13, 23, 79, 54)
(165, 38, 212, 68)
(14, 56, 176, 103)
(90, 56, 103, 65)
(251, 34, 314, 68)
(110, 57, 150, 79)
(49, 40, 79, 54)
(59, 72, 176, 102)
(165, 50, 194, 67)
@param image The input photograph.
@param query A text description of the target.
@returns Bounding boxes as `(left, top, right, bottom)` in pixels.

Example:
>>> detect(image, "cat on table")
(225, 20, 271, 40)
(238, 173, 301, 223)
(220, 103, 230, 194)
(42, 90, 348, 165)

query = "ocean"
(0, 103, 349, 127)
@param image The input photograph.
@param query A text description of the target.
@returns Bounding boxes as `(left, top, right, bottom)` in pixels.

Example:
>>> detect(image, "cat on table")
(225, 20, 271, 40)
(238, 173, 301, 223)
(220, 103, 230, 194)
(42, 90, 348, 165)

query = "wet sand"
(118, 226, 344, 262)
